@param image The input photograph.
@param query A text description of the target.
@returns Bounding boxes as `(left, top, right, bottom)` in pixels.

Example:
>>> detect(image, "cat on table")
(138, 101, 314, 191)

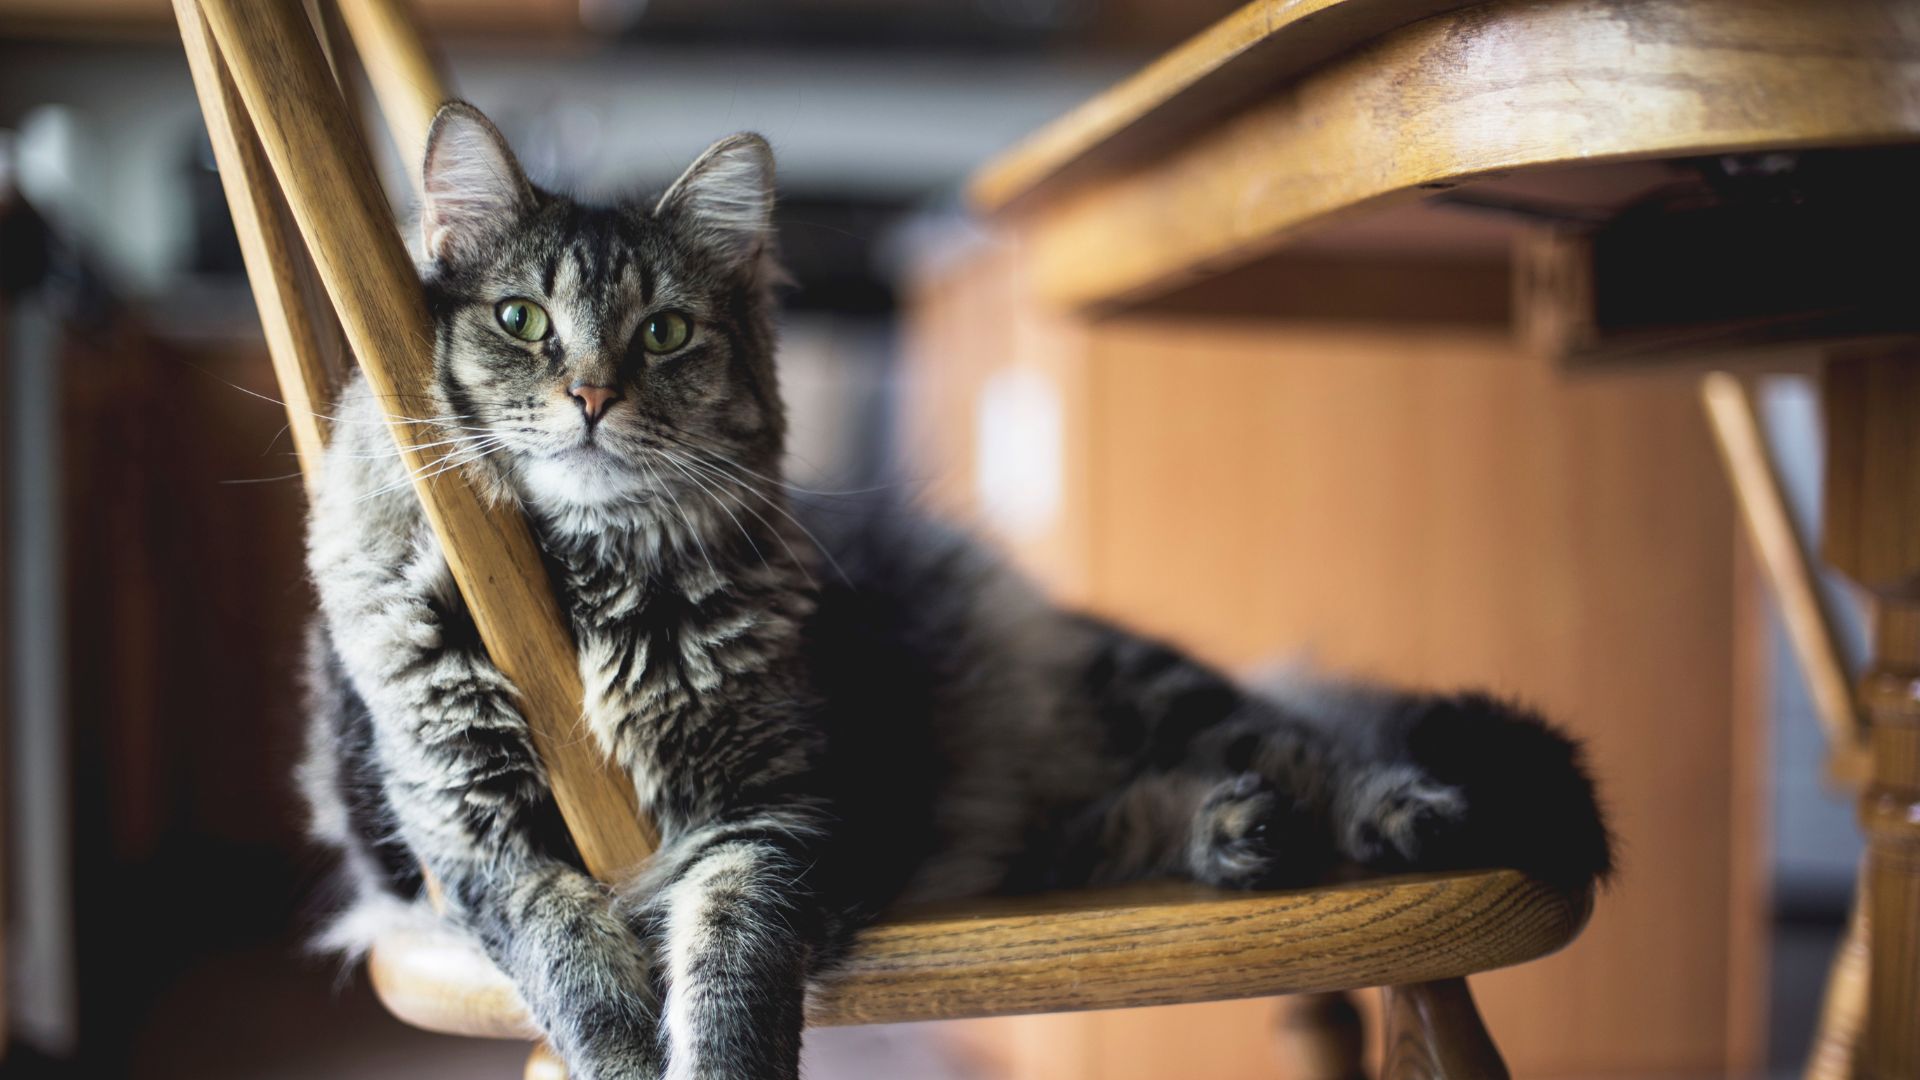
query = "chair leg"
(1381, 979, 1509, 1080)
(1276, 992, 1367, 1080)
(1806, 867, 1869, 1080)
(526, 1043, 567, 1080)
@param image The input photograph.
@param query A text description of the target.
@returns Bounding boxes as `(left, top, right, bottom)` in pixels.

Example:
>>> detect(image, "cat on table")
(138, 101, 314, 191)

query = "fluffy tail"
(1255, 670, 1614, 893)
(1375, 691, 1613, 893)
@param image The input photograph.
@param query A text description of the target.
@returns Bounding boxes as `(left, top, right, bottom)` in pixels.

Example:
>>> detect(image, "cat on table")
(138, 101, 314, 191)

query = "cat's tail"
(1255, 670, 1614, 894)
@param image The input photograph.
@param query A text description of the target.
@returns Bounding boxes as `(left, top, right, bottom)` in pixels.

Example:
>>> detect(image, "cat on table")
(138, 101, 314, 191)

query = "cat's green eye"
(641, 311, 692, 354)
(495, 298, 550, 342)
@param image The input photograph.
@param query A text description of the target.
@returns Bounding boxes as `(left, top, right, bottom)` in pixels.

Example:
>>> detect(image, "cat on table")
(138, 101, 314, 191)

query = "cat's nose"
(568, 383, 622, 426)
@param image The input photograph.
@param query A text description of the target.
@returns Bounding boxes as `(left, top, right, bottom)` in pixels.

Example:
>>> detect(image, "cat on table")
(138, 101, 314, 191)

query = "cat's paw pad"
(1191, 773, 1316, 888)
(1345, 770, 1468, 867)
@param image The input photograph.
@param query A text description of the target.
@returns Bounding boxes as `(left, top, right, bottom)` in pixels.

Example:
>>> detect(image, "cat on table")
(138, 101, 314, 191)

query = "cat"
(300, 101, 1612, 1080)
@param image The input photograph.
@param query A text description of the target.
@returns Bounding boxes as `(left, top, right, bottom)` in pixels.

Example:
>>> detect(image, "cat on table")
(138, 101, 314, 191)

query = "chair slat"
(176, 0, 347, 493)
(188, 0, 657, 880)
(334, 0, 448, 179)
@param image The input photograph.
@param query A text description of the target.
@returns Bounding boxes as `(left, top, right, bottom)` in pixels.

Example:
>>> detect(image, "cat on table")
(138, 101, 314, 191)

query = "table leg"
(1857, 607, 1920, 1079)
(1820, 351, 1920, 1079)
(1805, 866, 1868, 1080)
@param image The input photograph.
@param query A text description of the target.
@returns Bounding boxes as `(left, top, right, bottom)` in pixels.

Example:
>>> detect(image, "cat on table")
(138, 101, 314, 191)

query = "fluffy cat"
(301, 101, 1611, 1080)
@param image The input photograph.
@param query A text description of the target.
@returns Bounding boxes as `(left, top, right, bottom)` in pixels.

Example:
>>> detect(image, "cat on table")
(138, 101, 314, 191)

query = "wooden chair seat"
(369, 869, 1589, 1039)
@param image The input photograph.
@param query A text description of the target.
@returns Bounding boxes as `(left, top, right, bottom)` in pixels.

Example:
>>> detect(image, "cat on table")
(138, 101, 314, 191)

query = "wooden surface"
(903, 240, 1756, 1077)
(1701, 372, 1864, 781)
(967, 0, 1483, 214)
(982, 0, 1920, 309)
(1822, 353, 1920, 599)
(189, 0, 655, 880)
(1807, 865, 1871, 1080)
(368, 870, 1587, 1039)
(1859, 605, 1920, 1080)
(335, 0, 447, 180)
(1380, 980, 1509, 1080)
(176, 0, 345, 492)
(1823, 348, 1920, 1079)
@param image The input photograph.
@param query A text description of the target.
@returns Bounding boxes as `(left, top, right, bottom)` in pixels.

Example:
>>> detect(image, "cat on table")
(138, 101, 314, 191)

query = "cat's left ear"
(420, 102, 534, 262)
(655, 133, 775, 269)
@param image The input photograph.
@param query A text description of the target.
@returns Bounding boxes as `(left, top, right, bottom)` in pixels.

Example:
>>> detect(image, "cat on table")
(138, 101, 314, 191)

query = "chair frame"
(172, 2, 1589, 1075)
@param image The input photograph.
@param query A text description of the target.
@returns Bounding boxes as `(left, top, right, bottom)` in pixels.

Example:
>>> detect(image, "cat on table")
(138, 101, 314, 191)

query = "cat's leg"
(1215, 696, 1473, 876)
(633, 811, 824, 1080)
(1033, 769, 1328, 890)
(1249, 678, 1611, 889)
(1063, 629, 1343, 888)
(1328, 762, 1470, 871)
(365, 641, 661, 1079)
(314, 534, 661, 1079)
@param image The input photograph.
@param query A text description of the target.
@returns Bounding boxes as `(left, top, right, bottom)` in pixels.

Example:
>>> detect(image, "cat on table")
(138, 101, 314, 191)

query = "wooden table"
(951, 1, 1920, 1075)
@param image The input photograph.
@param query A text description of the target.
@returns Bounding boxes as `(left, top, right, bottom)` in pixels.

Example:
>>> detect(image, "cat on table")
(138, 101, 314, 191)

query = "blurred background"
(0, 1, 1874, 1077)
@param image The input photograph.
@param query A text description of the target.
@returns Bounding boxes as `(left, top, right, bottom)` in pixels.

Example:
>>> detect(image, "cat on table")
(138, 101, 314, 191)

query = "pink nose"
(568, 383, 621, 425)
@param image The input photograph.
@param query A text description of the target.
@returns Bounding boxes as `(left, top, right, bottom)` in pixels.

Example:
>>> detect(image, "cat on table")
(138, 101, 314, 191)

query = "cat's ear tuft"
(655, 133, 776, 269)
(420, 102, 534, 262)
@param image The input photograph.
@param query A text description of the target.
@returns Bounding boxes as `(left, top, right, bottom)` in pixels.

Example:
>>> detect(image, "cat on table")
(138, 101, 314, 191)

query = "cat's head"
(418, 102, 785, 523)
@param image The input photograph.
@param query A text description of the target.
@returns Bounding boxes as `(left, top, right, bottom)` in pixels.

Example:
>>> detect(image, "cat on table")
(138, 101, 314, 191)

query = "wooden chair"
(172, 1, 1591, 1075)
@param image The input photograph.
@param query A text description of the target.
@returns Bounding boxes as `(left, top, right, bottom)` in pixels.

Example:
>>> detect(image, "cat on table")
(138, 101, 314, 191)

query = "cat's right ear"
(420, 102, 534, 263)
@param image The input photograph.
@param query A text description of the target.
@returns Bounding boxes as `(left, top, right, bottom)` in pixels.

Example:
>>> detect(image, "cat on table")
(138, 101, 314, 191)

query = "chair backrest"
(173, 0, 656, 881)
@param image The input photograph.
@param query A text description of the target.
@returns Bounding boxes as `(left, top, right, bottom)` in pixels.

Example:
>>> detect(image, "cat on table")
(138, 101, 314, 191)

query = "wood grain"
(996, 0, 1920, 309)
(1381, 980, 1509, 1080)
(176, 0, 347, 493)
(967, 0, 1484, 214)
(1820, 346, 1920, 1079)
(1701, 372, 1864, 779)
(190, 0, 655, 880)
(335, 0, 448, 178)
(1822, 352, 1920, 599)
(1823, 343, 1920, 1079)
(368, 870, 1588, 1039)
(1859, 604, 1920, 1080)
(1807, 865, 1870, 1080)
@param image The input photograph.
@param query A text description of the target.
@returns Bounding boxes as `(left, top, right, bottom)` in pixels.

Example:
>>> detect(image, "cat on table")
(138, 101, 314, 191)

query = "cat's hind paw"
(1340, 766, 1468, 869)
(1188, 773, 1325, 889)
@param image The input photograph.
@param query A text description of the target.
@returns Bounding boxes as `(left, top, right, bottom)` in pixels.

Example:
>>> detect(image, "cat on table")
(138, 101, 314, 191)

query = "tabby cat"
(301, 101, 1611, 1080)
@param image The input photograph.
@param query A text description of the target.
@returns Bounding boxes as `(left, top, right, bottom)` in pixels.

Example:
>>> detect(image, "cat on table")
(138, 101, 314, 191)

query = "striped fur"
(302, 103, 1611, 1080)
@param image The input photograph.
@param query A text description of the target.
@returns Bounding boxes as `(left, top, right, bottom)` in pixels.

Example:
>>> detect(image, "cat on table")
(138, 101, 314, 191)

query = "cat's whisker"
(220, 470, 310, 485)
(671, 453, 851, 587)
(656, 449, 818, 589)
(655, 454, 767, 566)
(194, 369, 489, 432)
(654, 451, 790, 584)
(639, 456, 718, 579)
(328, 431, 507, 460)
(353, 438, 510, 503)
(651, 422, 899, 498)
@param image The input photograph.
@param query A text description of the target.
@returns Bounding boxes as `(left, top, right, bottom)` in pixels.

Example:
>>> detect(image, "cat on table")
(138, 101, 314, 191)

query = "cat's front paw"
(1341, 766, 1468, 868)
(554, 1043, 662, 1080)
(1189, 773, 1324, 888)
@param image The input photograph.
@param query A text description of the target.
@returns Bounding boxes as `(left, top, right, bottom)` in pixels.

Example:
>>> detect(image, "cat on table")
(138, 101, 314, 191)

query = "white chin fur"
(521, 452, 652, 509)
